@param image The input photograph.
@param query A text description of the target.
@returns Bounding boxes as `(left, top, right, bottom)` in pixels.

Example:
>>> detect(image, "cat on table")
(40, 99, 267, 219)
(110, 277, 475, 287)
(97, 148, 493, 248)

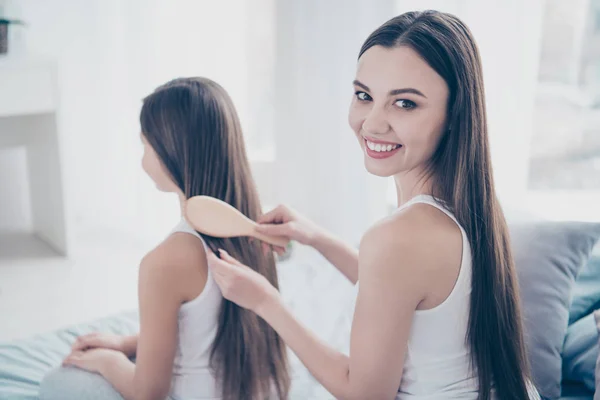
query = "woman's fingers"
(257, 205, 288, 224)
(218, 249, 245, 267)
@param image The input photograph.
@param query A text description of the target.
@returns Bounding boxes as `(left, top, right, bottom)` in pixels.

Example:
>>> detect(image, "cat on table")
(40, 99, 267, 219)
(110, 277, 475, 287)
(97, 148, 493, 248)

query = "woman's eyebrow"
(353, 79, 427, 98)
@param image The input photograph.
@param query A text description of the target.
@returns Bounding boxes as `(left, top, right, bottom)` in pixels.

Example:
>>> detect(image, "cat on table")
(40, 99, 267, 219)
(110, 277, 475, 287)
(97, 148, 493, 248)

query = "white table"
(0, 58, 69, 256)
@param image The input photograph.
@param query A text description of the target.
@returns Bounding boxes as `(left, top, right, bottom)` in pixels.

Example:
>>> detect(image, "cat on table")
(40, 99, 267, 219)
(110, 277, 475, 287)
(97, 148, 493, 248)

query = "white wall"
(457, 0, 545, 207)
(0, 0, 263, 244)
(272, 0, 395, 246)
(0, 0, 547, 246)
(1, 0, 125, 234)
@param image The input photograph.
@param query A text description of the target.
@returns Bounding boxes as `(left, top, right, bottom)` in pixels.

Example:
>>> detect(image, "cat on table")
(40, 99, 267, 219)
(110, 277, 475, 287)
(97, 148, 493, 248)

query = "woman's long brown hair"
(360, 11, 531, 399)
(140, 77, 290, 400)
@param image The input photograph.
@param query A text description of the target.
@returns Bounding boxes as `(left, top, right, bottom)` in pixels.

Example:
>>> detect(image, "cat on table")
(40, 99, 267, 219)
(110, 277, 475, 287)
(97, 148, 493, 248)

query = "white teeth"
(365, 139, 400, 152)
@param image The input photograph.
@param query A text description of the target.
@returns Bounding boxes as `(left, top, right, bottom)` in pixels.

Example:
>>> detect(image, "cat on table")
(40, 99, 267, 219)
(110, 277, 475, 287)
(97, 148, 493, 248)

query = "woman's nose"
(361, 107, 390, 135)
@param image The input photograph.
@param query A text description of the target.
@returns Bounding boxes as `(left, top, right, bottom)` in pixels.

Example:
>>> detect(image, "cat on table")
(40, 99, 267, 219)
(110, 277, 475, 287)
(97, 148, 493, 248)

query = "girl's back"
(40, 77, 289, 400)
(164, 218, 223, 399)
(138, 77, 290, 400)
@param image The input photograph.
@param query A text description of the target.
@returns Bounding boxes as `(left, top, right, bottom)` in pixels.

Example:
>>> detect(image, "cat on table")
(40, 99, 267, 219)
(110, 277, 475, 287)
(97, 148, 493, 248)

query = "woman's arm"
(311, 230, 359, 284)
(256, 204, 359, 283)
(212, 212, 438, 400)
(260, 221, 426, 399)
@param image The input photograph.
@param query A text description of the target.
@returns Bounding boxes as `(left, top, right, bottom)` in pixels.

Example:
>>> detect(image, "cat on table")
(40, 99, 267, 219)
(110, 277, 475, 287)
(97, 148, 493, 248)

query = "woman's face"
(141, 134, 179, 193)
(348, 45, 450, 178)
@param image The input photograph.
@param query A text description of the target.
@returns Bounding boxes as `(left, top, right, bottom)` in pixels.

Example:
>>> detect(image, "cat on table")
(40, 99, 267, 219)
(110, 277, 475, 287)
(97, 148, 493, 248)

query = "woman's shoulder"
(368, 200, 461, 247)
(361, 201, 462, 277)
(396, 200, 461, 238)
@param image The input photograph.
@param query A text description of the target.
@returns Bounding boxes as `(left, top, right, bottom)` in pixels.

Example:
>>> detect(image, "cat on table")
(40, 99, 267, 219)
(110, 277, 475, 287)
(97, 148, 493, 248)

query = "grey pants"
(39, 367, 125, 400)
(39, 367, 177, 400)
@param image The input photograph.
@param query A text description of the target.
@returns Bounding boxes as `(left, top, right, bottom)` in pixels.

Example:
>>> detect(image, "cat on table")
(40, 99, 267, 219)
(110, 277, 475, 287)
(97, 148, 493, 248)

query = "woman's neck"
(394, 171, 434, 207)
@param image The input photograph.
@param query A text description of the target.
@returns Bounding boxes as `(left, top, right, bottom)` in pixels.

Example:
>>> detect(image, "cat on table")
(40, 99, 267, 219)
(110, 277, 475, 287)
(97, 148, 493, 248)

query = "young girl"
(49, 78, 290, 400)
(209, 11, 540, 400)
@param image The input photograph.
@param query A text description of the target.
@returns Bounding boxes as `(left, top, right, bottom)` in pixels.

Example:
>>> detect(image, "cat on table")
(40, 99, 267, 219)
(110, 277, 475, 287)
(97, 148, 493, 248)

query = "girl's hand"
(62, 348, 126, 375)
(71, 333, 129, 354)
(208, 249, 280, 315)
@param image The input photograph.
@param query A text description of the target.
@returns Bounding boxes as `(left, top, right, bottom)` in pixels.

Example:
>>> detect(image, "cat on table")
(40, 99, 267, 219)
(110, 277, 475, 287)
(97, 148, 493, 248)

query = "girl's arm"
(99, 234, 207, 400)
(121, 335, 138, 357)
(70, 332, 139, 357)
(67, 245, 184, 400)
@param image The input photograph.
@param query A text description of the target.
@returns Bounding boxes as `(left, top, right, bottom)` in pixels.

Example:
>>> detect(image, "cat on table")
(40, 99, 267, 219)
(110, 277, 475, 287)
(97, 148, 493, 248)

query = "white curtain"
(272, 0, 395, 246)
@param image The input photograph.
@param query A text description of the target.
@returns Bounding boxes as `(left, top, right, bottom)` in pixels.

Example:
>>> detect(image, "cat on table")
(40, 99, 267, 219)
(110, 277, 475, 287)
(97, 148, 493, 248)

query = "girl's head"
(140, 78, 248, 198)
(356, 11, 531, 399)
(140, 77, 290, 400)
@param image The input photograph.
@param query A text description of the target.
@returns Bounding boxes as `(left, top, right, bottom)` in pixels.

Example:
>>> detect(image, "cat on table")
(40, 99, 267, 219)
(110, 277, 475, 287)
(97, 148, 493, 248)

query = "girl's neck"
(178, 192, 186, 218)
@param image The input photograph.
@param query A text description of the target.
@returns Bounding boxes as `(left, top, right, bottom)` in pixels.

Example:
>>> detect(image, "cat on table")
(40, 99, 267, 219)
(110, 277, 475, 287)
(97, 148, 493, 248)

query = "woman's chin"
(364, 158, 397, 178)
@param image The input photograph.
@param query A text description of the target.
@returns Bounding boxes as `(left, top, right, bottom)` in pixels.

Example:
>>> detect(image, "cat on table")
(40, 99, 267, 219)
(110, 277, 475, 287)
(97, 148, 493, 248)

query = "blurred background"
(0, 0, 598, 343)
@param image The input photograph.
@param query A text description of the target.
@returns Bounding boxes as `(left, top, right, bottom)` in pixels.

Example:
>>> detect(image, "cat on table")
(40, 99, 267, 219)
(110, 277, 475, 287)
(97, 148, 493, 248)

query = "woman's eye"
(395, 99, 416, 110)
(355, 91, 372, 101)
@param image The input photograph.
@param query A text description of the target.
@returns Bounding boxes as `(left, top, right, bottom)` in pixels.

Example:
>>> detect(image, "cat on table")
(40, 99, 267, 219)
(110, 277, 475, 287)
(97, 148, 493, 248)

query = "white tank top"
(391, 195, 540, 399)
(168, 218, 223, 400)
(394, 195, 477, 399)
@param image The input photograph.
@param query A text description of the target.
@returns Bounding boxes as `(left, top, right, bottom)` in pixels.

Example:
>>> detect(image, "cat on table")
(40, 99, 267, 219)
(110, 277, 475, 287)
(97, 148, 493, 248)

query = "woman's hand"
(62, 348, 126, 375)
(257, 205, 325, 253)
(209, 249, 280, 315)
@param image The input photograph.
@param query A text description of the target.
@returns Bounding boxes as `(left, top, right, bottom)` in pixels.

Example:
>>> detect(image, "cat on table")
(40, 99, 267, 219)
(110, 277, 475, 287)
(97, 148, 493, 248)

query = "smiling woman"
(349, 45, 448, 178)
(208, 10, 540, 400)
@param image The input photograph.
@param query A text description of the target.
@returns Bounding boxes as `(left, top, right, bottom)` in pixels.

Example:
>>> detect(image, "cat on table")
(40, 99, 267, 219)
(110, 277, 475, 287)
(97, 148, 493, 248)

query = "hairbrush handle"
(251, 230, 289, 248)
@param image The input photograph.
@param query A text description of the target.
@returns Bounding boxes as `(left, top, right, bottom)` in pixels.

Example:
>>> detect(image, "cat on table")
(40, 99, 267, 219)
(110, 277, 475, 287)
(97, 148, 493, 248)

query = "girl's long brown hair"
(360, 11, 531, 399)
(140, 77, 290, 400)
